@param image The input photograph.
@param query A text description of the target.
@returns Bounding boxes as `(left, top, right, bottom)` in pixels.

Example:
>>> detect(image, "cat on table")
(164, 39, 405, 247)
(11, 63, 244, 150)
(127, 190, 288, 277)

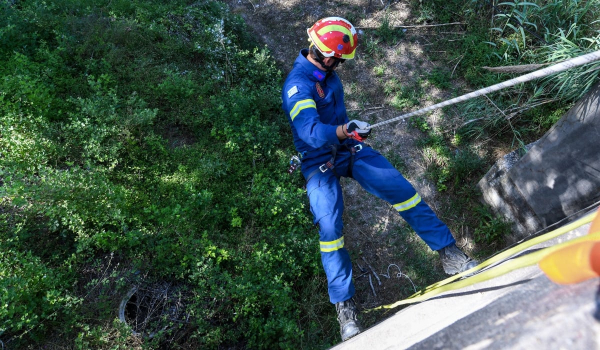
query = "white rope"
(380, 264, 417, 293)
(368, 50, 600, 129)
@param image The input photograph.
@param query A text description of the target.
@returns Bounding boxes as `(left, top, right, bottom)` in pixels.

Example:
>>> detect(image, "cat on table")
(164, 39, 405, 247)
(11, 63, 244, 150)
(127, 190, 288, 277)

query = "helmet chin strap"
(310, 45, 341, 72)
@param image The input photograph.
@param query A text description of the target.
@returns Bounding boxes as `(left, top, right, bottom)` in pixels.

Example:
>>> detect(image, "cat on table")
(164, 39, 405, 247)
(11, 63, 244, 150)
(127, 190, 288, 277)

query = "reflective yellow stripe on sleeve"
(290, 99, 316, 121)
(320, 236, 345, 252)
(393, 193, 421, 212)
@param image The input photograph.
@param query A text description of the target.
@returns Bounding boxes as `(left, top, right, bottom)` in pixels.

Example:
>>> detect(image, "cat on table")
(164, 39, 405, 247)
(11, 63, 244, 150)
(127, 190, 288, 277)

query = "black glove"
(346, 120, 371, 142)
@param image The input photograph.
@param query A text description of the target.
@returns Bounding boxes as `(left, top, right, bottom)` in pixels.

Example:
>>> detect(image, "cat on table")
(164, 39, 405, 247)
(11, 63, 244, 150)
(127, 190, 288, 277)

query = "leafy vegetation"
(459, 0, 600, 139)
(473, 205, 512, 245)
(0, 0, 321, 348)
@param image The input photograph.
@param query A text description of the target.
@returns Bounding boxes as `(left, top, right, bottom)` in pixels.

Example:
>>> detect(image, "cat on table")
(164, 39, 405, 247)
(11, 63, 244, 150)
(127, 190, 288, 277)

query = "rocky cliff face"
(479, 83, 600, 239)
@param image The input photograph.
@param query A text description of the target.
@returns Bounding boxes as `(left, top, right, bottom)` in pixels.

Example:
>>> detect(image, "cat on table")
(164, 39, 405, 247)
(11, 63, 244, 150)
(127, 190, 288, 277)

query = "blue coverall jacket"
(281, 50, 455, 304)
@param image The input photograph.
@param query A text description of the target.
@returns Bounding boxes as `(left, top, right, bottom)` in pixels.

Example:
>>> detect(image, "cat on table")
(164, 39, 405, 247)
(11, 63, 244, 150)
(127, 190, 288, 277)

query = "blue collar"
(294, 49, 327, 82)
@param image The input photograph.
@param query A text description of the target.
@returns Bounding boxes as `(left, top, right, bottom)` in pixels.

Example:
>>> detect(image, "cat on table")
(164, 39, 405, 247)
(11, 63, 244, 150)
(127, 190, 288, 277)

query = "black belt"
(305, 144, 363, 183)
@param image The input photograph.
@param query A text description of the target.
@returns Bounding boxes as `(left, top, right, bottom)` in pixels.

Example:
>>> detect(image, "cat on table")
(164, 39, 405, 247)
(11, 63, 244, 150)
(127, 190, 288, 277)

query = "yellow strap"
(423, 210, 597, 293)
(369, 210, 598, 311)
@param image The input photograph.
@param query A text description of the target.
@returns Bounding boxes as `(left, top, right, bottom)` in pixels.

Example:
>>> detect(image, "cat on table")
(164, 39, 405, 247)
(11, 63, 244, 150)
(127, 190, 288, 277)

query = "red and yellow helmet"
(307, 17, 358, 60)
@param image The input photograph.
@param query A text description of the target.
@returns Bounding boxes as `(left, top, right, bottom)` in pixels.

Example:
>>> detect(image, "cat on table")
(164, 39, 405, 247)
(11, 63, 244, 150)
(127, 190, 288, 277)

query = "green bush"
(376, 12, 405, 45)
(427, 67, 452, 89)
(473, 206, 512, 245)
(0, 1, 323, 347)
(0, 250, 78, 340)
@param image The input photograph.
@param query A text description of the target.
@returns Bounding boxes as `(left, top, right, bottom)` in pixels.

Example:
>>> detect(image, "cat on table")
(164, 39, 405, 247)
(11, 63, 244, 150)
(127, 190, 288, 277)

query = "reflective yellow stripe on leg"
(320, 236, 345, 252)
(393, 193, 421, 212)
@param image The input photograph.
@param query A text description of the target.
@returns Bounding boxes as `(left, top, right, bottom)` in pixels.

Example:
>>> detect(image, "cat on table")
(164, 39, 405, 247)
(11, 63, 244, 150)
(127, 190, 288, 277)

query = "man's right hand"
(346, 120, 371, 142)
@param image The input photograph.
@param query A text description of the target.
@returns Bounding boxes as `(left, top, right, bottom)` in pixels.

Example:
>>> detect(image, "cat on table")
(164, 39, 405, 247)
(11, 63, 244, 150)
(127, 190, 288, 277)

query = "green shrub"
(0, 250, 78, 341)
(450, 148, 486, 185)
(386, 79, 423, 110)
(473, 206, 512, 245)
(376, 12, 405, 45)
(0, 0, 325, 348)
(427, 67, 452, 89)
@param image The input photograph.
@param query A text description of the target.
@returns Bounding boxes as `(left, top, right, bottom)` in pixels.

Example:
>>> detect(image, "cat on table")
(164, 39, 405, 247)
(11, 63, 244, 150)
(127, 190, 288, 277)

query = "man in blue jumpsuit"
(281, 17, 478, 341)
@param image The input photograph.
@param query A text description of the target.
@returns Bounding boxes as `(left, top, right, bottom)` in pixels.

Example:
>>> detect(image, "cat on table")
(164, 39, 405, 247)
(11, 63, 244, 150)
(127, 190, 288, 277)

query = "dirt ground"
(223, 0, 476, 333)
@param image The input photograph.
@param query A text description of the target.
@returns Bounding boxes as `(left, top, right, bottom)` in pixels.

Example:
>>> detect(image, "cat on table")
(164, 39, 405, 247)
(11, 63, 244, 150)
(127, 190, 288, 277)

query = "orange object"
(539, 241, 600, 284)
(539, 208, 600, 284)
(589, 208, 600, 236)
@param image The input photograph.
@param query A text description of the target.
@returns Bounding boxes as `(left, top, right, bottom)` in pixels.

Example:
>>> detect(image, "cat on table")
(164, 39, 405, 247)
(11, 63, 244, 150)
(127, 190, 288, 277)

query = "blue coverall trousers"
(305, 145, 455, 304)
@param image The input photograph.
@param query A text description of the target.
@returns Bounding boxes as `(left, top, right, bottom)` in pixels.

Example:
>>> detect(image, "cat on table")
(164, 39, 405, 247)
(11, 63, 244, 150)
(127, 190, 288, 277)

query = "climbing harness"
(287, 154, 303, 175)
(304, 144, 363, 183)
(368, 208, 599, 311)
(367, 50, 600, 130)
(288, 144, 364, 181)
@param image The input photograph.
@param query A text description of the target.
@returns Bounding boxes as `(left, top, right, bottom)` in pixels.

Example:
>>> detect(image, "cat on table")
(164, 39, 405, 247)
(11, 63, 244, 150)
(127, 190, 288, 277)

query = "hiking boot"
(438, 243, 479, 275)
(336, 299, 361, 341)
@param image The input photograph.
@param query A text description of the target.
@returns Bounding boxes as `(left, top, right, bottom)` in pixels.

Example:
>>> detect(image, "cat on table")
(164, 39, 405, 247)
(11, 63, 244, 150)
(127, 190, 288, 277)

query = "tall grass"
(459, 0, 600, 142)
